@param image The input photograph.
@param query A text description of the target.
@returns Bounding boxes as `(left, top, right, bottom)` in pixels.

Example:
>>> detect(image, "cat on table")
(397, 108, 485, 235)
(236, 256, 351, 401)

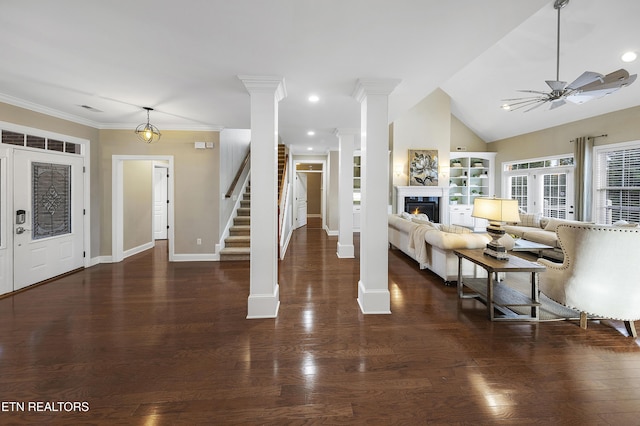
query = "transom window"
(1, 130, 81, 155)
(504, 156, 574, 171)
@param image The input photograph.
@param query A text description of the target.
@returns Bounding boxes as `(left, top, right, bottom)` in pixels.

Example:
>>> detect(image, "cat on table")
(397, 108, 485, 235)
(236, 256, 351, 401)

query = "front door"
(13, 150, 84, 290)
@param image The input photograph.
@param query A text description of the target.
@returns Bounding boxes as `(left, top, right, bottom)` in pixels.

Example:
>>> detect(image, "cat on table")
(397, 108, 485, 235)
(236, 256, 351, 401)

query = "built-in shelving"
(448, 152, 496, 231)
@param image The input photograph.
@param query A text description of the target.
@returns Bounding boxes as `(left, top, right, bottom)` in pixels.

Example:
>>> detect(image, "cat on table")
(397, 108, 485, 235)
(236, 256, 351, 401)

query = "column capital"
(238, 75, 287, 102)
(352, 78, 401, 103)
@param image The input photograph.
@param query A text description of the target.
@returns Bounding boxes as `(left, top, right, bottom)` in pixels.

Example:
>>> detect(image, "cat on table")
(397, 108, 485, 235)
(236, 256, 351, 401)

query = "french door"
(506, 169, 574, 219)
(13, 150, 84, 290)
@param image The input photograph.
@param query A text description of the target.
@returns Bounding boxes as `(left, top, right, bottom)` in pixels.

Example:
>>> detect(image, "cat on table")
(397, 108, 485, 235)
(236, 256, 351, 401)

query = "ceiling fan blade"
(509, 99, 548, 111)
(549, 99, 566, 110)
(523, 101, 547, 112)
(517, 89, 552, 95)
(504, 97, 547, 108)
(501, 95, 547, 101)
(545, 80, 567, 91)
(566, 71, 637, 104)
(566, 71, 604, 90)
(578, 69, 636, 92)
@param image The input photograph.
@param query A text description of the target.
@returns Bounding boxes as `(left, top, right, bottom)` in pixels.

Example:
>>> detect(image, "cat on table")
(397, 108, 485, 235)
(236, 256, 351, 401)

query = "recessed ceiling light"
(501, 104, 511, 110)
(307, 147, 313, 151)
(308, 94, 319, 103)
(621, 51, 637, 63)
(307, 130, 315, 136)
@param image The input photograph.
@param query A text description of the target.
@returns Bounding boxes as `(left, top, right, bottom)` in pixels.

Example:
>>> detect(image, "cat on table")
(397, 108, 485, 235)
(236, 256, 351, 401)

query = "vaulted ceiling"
(1, 1, 637, 152)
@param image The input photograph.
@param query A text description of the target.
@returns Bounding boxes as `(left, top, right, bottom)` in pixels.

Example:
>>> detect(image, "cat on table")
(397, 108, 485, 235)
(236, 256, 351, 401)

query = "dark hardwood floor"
(2, 218, 640, 424)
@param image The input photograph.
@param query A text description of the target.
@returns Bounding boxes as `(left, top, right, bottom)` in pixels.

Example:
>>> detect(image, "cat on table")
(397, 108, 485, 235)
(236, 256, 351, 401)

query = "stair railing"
(225, 148, 250, 199)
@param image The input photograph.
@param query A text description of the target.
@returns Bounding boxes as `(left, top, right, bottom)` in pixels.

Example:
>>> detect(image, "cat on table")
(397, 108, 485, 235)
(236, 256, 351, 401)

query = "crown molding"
(0, 93, 101, 128)
(0, 93, 225, 132)
(100, 123, 225, 132)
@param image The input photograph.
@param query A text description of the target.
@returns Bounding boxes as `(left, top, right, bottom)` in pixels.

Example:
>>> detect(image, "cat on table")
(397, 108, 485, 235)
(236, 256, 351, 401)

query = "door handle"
(16, 226, 31, 235)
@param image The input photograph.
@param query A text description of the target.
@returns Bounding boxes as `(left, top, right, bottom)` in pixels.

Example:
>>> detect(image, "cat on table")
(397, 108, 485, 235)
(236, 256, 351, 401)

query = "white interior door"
(13, 150, 84, 290)
(0, 152, 10, 295)
(295, 172, 307, 228)
(153, 166, 168, 240)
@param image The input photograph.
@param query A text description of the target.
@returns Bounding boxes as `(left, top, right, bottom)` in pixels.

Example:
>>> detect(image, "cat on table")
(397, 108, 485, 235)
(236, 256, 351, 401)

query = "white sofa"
(538, 223, 640, 337)
(388, 214, 501, 284)
(503, 215, 591, 261)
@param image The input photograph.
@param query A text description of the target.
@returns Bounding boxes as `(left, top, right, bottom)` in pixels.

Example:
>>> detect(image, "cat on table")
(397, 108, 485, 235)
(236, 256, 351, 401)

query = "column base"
(357, 280, 391, 314)
(247, 284, 280, 319)
(336, 242, 355, 258)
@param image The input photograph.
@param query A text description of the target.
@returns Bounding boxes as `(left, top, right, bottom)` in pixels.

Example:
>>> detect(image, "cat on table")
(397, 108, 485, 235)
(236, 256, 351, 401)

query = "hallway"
(1, 224, 640, 424)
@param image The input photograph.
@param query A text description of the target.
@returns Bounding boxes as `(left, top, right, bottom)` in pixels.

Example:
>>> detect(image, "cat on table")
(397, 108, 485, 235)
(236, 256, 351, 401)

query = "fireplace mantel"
(395, 186, 448, 220)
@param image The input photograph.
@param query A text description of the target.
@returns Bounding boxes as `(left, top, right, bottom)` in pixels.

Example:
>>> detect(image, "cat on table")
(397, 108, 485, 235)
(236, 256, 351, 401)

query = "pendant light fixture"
(135, 107, 161, 143)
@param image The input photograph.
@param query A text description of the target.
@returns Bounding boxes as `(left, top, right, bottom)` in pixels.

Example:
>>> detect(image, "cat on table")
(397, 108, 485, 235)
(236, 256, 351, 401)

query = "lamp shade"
(472, 197, 520, 223)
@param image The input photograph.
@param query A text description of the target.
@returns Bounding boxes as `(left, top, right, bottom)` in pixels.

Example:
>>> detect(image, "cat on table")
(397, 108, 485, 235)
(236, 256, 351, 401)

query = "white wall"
(326, 150, 339, 233)
(391, 88, 452, 212)
(219, 128, 251, 235)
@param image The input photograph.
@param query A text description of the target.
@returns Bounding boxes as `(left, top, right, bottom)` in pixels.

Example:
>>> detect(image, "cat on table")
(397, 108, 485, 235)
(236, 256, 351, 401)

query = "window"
(503, 155, 574, 218)
(1, 129, 81, 155)
(594, 141, 640, 224)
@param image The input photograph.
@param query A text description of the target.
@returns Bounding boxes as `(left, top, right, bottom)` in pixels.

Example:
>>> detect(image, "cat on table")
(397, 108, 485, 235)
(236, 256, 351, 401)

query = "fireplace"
(395, 186, 447, 224)
(405, 196, 439, 223)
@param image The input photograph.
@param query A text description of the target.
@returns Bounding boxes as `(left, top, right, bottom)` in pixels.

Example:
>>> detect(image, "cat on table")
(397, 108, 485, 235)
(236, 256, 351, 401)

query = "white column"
(238, 75, 287, 319)
(353, 78, 400, 314)
(335, 128, 357, 258)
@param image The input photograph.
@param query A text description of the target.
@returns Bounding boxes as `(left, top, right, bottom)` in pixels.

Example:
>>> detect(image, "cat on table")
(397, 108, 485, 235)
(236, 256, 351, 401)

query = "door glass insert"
(542, 173, 567, 219)
(510, 175, 528, 213)
(32, 162, 71, 240)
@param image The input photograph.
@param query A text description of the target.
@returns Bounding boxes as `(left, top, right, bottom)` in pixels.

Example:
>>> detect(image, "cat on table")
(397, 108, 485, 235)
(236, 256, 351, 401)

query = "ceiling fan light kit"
(503, 0, 637, 112)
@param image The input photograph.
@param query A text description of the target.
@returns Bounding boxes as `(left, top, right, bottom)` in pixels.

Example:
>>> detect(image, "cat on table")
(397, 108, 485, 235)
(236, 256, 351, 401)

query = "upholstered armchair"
(538, 224, 640, 337)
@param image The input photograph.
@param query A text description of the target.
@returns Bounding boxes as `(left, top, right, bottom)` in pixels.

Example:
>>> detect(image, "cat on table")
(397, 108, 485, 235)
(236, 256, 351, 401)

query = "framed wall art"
(408, 149, 438, 186)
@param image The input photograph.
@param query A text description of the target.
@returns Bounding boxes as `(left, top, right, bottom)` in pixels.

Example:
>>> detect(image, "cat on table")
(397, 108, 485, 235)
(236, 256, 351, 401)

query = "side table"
(454, 248, 546, 321)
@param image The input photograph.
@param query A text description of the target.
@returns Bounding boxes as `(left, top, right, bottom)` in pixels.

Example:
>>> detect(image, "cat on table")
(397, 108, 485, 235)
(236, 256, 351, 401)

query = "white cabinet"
(448, 152, 495, 231)
(449, 205, 474, 227)
(353, 153, 361, 231)
(353, 154, 361, 206)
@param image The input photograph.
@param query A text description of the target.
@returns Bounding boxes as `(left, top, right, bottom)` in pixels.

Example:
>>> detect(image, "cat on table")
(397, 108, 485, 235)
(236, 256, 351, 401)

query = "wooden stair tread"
(220, 247, 250, 254)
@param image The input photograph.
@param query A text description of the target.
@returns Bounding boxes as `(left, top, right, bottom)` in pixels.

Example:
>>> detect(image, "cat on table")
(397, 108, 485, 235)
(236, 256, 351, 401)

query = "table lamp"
(472, 197, 520, 260)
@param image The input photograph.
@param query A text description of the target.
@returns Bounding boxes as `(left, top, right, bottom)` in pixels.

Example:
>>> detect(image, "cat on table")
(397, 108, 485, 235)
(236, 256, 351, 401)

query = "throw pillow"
(518, 213, 541, 228)
(412, 218, 436, 227)
(613, 220, 640, 228)
(401, 212, 430, 222)
(439, 224, 471, 234)
(401, 212, 413, 220)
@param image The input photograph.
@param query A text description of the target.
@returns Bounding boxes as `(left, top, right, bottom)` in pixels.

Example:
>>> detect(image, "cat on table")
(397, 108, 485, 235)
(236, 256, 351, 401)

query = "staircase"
(219, 145, 287, 262)
(219, 184, 251, 261)
(278, 144, 286, 200)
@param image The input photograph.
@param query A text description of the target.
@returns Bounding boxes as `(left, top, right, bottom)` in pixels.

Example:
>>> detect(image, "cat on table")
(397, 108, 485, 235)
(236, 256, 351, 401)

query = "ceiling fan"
(502, 0, 637, 112)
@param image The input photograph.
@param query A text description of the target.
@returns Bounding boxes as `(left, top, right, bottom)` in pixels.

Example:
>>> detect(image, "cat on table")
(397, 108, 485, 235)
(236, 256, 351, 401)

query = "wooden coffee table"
(454, 248, 546, 321)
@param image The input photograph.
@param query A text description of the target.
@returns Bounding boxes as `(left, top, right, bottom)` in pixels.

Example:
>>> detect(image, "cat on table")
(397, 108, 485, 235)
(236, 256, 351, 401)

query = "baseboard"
(324, 226, 338, 236)
(123, 242, 154, 259)
(90, 256, 112, 265)
(280, 228, 293, 260)
(172, 253, 218, 262)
